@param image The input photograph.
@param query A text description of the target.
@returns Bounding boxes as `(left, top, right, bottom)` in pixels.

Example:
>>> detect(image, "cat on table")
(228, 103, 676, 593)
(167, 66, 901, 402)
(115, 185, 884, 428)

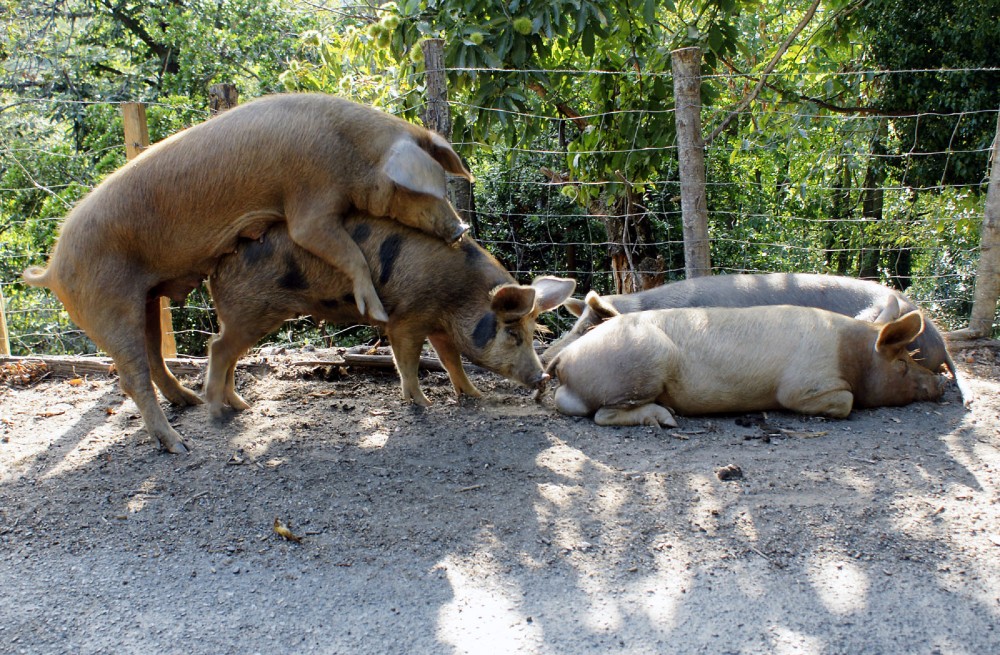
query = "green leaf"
(643, 0, 656, 25)
(582, 25, 595, 57)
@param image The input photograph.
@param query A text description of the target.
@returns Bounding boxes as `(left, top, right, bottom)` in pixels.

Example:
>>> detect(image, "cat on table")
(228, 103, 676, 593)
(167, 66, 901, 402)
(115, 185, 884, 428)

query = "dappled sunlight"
(357, 414, 390, 450)
(806, 550, 870, 615)
(622, 537, 694, 632)
(125, 476, 159, 514)
(535, 438, 606, 481)
(535, 482, 582, 512)
(768, 625, 825, 654)
(435, 552, 544, 653)
(831, 466, 875, 495)
(687, 473, 722, 535)
(34, 403, 134, 482)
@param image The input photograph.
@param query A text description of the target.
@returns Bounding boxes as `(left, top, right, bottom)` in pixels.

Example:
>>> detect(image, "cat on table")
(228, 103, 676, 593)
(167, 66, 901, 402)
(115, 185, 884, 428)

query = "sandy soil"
(1, 345, 999, 655)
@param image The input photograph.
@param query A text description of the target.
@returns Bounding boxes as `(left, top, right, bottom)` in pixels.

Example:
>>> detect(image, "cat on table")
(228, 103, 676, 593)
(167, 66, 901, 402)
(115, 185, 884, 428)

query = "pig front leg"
(427, 333, 482, 399)
(594, 404, 679, 428)
(285, 204, 388, 323)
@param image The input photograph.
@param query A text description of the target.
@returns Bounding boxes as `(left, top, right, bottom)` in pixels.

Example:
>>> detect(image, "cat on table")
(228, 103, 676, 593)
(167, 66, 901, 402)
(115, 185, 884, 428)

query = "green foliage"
(853, 0, 1000, 187)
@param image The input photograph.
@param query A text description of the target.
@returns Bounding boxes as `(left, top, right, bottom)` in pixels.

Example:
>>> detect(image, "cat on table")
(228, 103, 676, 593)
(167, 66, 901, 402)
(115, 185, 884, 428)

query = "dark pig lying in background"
(23, 93, 474, 453)
(204, 214, 576, 416)
(548, 295, 946, 427)
(543, 272, 971, 406)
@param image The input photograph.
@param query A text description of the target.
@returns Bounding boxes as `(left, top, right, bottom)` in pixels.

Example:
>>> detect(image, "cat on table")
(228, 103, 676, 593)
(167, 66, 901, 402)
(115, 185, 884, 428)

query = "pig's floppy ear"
(871, 295, 900, 325)
(564, 297, 586, 317)
(427, 131, 475, 181)
(531, 276, 576, 313)
(491, 284, 536, 321)
(875, 310, 924, 357)
(383, 139, 448, 199)
(585, 291, 620, 320)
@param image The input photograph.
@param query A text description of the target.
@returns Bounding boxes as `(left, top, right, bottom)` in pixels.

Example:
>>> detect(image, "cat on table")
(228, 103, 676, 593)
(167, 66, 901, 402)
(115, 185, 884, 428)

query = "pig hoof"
(160, 435, 191, 454)
(174, 387, 204, 406)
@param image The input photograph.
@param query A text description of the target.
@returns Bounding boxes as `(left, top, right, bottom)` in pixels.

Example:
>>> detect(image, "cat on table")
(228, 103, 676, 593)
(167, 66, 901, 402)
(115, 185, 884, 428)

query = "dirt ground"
(1, 343, 999, 655)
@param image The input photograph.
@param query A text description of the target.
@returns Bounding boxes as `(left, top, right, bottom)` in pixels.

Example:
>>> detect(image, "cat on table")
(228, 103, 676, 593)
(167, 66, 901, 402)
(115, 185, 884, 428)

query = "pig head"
(543, 272, 970, 406)
(549, 299, 946, 427)
(205, 214, 575, 417)
(22, 93, 473, 454)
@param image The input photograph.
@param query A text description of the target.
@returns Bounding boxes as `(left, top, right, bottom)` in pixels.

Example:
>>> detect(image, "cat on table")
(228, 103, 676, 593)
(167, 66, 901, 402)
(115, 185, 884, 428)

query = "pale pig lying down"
(23, 93, 473, 453)
(547, 294, 946, 427)
(542, 272, 971, 406)
(205, 214, 575, 418)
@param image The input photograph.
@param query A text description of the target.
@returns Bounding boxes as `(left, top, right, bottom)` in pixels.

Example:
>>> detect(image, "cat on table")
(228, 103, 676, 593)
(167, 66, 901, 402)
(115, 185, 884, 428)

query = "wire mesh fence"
(1, 66, 996, 357)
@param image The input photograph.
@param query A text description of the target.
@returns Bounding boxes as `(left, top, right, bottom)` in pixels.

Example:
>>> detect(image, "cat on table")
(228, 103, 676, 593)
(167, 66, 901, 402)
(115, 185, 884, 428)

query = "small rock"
(716, 464, 744, 481)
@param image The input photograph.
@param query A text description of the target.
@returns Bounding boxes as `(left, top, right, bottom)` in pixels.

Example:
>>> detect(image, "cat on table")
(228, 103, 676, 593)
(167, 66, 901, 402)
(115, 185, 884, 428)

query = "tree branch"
(527, 82, 590, 131)
(705, 0, 822, 146)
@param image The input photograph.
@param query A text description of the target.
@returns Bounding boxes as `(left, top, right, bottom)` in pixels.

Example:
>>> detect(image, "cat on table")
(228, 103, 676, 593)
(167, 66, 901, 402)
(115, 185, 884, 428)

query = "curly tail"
(22, 265, 51, 288)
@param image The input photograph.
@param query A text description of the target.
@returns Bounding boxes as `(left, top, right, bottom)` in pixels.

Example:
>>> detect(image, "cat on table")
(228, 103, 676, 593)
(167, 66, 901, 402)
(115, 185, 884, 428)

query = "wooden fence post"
(671, 46, 712, 278)
(966, 110, 1000, 337)
(209, 83, 239, 117)
(420, 39, 474, 231)
(122, 102, 178, 358)
(0, 287, 9, 356)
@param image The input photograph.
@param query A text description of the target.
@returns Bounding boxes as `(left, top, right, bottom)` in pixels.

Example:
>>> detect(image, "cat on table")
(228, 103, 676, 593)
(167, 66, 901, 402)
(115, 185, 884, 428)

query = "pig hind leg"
(595, 404, 678, 428)
(777, 381, 854, 418)
(80, 292, 191, 453)
(144, 296, 203, 406)
(387, 327, 433, 406)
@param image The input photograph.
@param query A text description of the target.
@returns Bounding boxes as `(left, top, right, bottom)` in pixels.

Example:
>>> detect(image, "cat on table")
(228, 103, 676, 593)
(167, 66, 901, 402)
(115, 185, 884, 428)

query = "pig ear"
(564, 297, 586, 317)
(383, 139, 448, 199)
(876, 310, 924, 357)
(531, 276, 576, 313)
(872, 295, 901, 325)
(491, 284, 536, 321)
(427, 131, 475, 182)
(585, 291, 620, 320)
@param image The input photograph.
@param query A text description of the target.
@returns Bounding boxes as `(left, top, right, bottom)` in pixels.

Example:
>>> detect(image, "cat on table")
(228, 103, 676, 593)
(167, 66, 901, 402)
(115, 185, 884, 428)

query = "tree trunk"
(420, 38, 474, 227)
(966, 109, 1000, 337)
(597, 190, 664, 294)
(671, 47, 712, 278)
(826, 156, 852, 275)
(859, 119, 887, 280)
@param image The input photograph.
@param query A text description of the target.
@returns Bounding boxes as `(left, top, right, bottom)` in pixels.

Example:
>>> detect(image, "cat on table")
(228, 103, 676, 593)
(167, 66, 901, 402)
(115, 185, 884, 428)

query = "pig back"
(565, 273, 950, 374)
(212, 212, 514, 328)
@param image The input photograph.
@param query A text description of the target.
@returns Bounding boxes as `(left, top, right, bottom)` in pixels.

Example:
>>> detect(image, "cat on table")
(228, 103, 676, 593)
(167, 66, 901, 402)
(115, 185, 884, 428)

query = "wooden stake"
(121, 102, 178, 358)
(0, 287, 10, 356)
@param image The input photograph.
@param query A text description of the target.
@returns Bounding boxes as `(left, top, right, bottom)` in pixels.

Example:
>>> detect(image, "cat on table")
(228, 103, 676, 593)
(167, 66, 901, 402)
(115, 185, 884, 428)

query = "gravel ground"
(1, 347, 999, 655)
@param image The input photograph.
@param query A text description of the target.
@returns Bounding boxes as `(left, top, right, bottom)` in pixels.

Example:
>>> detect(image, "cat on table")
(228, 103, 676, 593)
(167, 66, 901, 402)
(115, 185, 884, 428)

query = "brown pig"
(204, 214, 576, 416)
(548, 295, 946, 427)
(543, 272, 971, 406)
(22, 93, 473, 453)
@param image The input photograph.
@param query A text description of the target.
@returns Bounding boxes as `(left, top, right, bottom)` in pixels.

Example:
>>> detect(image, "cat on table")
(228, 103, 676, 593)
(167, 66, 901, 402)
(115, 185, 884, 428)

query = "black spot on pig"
(342, 293, 355, 306)
(320, 298, 340, 309)
(350, 223, 372, 244)
(379, 235, 403, 286)
(240, 234, 275, 266)
(278, 255, 308, 290)
(472, 312, 497, 349)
